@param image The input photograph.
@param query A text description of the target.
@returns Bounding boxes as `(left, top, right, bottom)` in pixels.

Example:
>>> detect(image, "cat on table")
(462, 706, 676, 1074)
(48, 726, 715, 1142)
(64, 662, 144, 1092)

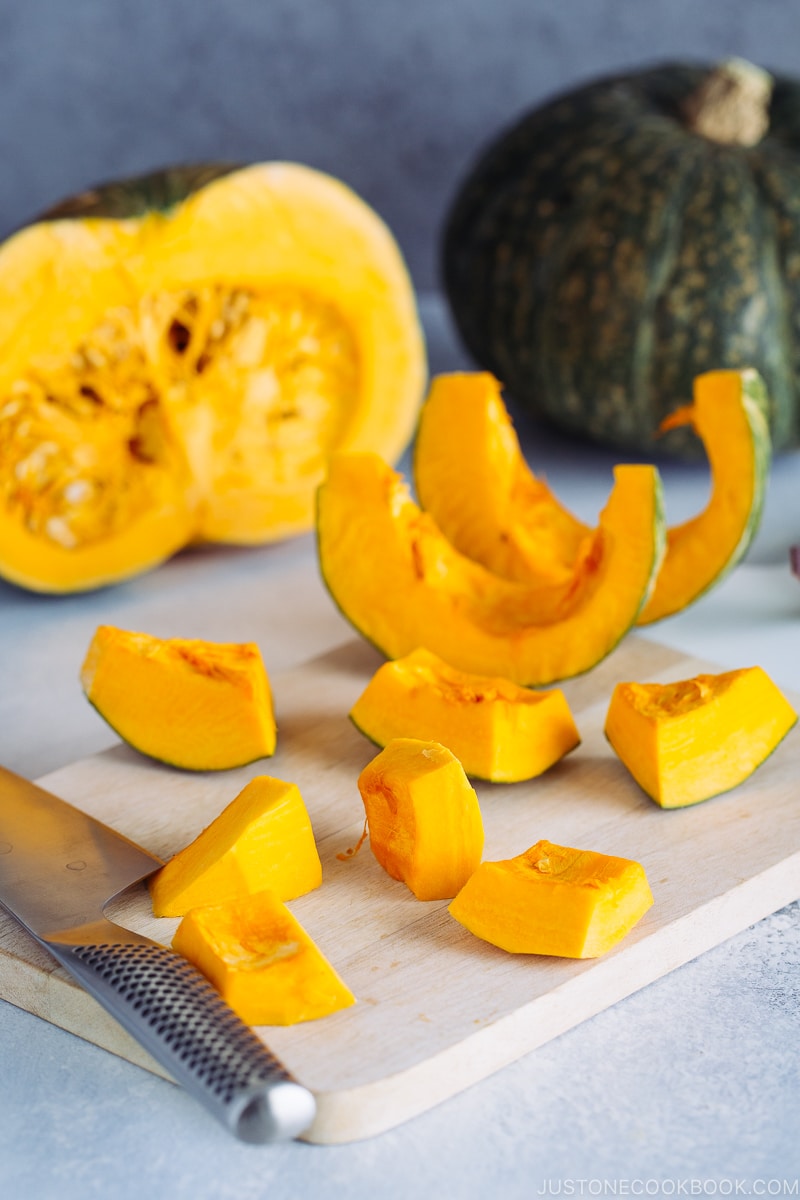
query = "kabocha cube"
(150, 775, 322, 917)
(350, 647, 580, 782)
(172, 889, 355, 1026)
(357, 738, 484, 901)
(80, 625, 276, 770)
(604, 667, 798, 809)
(448, 839, 653, 959)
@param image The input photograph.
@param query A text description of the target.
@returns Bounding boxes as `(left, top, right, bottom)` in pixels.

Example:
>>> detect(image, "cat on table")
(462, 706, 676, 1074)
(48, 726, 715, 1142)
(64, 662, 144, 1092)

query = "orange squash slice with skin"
(412, 368, 770, 626)
(414, 371, 590, 585)
(357, 738, 485, 901)
(0, 162, 426, 593)
(80, 625, 276, 770)
(350, 646, 580, 783)
(173, 888, 355, 1026)
(149, 775, 322, 917)
(448, 839, 654, 959)
(317, 452, 665, 686)
(605, 667, 797, 809)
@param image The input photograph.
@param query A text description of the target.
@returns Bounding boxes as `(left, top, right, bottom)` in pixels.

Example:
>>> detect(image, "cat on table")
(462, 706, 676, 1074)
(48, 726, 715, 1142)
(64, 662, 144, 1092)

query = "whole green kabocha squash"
(442, 58, 800, 457)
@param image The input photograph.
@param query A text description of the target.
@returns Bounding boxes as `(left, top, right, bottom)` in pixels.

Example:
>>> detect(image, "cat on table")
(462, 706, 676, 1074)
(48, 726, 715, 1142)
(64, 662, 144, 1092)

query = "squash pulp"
(0, 162, 426, 592)
(350, 646, 580, 782)
(449, 839, 654, 958)
(317, 452, 665, 685)
(80, 625, 276, 770)
(605, 666, 798, 808)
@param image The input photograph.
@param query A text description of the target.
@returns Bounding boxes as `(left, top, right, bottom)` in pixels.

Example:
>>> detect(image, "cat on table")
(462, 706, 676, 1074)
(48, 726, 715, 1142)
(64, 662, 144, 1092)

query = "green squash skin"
(32, 162, 241, 224)
(442, 63, 800, 458)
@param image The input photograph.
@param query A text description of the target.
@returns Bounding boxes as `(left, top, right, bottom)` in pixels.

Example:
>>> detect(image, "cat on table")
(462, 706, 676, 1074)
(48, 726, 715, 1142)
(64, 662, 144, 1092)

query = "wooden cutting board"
(2, 634, 799, 1144)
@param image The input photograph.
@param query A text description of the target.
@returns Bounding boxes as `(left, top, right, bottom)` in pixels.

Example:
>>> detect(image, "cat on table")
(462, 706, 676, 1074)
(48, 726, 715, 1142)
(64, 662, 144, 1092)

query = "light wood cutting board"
(2, 634, 799, 1144)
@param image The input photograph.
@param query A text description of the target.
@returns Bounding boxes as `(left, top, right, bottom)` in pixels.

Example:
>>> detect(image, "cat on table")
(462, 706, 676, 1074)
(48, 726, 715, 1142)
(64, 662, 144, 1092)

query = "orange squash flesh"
(413, 371, 590, 584)
(605, 667, 798, 809)
(317, 451, 665, 686)
(357, 738, 485, 901)
(80, 625, 276, 770)
(350, 646, 580, 783)
(448, 839, 654, 958)
(637, 368, 771, 624)
(149, 775, 322, 917)
(172, 888, 355, 1026)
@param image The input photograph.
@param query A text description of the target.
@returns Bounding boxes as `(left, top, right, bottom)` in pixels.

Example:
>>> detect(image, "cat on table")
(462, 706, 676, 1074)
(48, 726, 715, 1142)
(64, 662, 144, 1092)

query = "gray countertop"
(2, 296, 800, 1197)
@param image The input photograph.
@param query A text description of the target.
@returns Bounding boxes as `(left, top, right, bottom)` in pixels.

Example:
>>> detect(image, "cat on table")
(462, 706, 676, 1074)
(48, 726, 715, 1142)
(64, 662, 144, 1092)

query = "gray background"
(3, 0, 800, 293)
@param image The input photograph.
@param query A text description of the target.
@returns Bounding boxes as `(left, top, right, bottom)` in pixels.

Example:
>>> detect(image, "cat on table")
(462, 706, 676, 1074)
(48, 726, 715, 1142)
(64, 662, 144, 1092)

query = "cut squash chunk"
(317, 452, 665, 685)
(637, 368, 771, 624)
(172, 889, 355, 1026)
(413, 371, 590, 584)
(350, 646, 580, 782)
(605, 666, 797, 808)
(80, 625, 276, 770)
(149, 775, 322, 917)
(357, 738, 484, 901)
(448, 839, 654, 958)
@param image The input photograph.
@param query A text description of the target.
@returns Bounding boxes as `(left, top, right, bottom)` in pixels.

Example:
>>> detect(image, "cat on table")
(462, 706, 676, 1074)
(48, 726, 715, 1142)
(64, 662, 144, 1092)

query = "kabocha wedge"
(173, 889, 355, 1026)
(357, 738, 485, 901)
(412, 368, 770, 626)
(449, 840, 654, 959)
(350, 647, 580, 782)
(149, 775, 322, 917)
(605, 667, 798, 809)
(637, 368, 771, 624)
(317, 452, 665, 686)
(414, 371, 590, 584)
(80, 625, 276, 770)
(0, 162, 426, 593)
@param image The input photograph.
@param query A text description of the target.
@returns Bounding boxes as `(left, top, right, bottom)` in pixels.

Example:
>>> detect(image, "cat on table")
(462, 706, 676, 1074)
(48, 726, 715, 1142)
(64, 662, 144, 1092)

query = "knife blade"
(0, 765, 316, 1143)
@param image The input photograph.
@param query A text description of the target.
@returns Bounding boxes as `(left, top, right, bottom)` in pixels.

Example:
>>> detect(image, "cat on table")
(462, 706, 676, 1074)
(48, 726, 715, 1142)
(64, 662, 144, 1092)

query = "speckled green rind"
(443, 62, 800, 457)
(32, 162, 241, 224)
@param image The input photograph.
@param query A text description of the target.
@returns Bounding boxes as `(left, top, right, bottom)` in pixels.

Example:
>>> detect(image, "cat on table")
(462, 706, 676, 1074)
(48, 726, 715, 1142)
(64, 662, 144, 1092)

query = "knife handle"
(48, 937, 316, 1143)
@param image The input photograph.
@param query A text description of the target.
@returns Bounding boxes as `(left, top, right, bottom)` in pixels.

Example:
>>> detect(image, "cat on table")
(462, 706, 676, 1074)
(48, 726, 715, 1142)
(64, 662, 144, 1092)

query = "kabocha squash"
(413, 368, 770, 626)
(414, 372, 590, 585)
(350, 647, 580, 783)
(357, 738, 484, 901)
(605, 667, 797, 809)
(149, 775, 322, 917)
(443, 58, 800, 456)
(0, 162, 426, 593)
(80, 625, 276, 770)
(172, 888, 355, 1026)
(448, 839, 654, 959)
(637, 368, 770, 624)
(316, 452, 665, 685)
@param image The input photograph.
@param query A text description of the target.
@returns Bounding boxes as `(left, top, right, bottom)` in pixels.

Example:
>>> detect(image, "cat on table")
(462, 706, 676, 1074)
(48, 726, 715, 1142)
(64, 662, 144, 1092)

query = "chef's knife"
(0, 765, 316, 1143)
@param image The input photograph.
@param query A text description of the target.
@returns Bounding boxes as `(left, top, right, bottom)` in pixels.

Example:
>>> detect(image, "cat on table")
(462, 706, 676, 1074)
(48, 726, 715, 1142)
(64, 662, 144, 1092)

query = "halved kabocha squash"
(414, 372, 590, 584)
(0, 162, 426, 592)
(605, 667, 797, 808)
(317, 452, 664, 685)
(412, 368, 770, 626)
(350, 646, 580, 782)
(80, 625, 276, 770)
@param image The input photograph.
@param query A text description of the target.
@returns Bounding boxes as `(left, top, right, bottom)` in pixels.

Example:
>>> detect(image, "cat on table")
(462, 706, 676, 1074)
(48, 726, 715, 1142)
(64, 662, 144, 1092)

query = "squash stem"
(683, 57, 773, 146)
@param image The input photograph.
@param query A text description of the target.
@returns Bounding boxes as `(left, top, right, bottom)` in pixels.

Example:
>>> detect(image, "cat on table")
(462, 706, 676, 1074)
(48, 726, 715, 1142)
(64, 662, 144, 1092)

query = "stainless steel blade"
(0, 765, 316, 1143)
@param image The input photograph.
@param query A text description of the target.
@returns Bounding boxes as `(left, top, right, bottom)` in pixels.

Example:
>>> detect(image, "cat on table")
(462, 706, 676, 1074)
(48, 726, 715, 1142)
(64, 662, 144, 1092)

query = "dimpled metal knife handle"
(48, 938, 316, 1143)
